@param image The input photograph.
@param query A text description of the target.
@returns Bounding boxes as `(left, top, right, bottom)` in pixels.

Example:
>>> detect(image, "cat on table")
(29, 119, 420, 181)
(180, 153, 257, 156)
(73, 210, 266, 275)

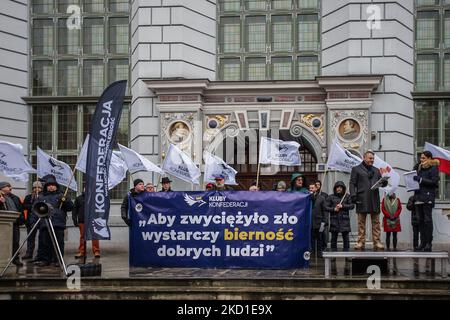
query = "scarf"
(384, 195, 399, 229)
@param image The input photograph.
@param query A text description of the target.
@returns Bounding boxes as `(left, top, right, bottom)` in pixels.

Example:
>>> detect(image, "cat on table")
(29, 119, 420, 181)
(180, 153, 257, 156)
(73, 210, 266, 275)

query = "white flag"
(259, 137, 301, 166)
(203, 152, 238, 185)
(0, 140, 36, 182)
(326, 139, 362, 173)
(162, 144, 200, 185)
(374, 155, 400, 195)
(108, 151, 127, 190)
(118, 143, 164, 175)
(76, 136, 127, 190)
(75, 134, 89, 173)
(37, 147, 77, 191)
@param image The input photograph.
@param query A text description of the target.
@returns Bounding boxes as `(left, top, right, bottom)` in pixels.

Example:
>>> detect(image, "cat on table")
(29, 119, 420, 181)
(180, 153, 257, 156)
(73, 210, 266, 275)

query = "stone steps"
(1, 277, 449, 300)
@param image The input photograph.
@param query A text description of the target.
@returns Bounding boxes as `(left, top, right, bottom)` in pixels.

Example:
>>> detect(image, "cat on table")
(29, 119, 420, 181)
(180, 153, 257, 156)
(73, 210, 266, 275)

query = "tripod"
(0, 202, 68, 278)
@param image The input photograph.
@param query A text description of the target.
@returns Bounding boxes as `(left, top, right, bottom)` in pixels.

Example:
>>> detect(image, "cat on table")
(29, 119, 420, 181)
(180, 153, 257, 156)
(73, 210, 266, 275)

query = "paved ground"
(2, 244, 448, 280)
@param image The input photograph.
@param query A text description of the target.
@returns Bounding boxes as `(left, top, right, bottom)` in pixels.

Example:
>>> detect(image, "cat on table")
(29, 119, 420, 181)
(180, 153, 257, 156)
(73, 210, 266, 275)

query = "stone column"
(0, 211, 19, 268)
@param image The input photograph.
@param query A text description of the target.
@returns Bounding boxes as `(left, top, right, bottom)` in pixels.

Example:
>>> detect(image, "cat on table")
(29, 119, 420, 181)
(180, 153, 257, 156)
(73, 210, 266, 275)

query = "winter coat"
(325, 181, 354, 233)
(121, 188, 144, 226)
(406, 195, 419, 226)
(72, 193, 85, 225)
(287, 173, 309, 193)
(23, 193, 40, 225)
(381, 197, 402, 232)
(36, 189, 74, 229)
(1, 193, 24, 224)
(349, 162, 383, 213)
(311, 192, 327, 230)
(0, 194, 17, 212)
(414, 159, 440, 206)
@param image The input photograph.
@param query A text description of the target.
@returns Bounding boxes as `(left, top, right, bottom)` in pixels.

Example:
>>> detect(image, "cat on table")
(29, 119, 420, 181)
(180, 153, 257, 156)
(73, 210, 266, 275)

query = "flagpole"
(256, 160, 261, 189)
(338, 192, 348, 205)
(60, 166, 76, 209)
(155, 172, 161, 191)
(320, 169, 328, 193)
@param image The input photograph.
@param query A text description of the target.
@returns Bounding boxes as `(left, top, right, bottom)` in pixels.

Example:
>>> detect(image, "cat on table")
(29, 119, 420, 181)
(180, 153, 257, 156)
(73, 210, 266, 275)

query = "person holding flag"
(412, 150, 440, 252)
(34, 175, 73, 267)
(121, 179, 146, 227)
(325, 181, 354, 252)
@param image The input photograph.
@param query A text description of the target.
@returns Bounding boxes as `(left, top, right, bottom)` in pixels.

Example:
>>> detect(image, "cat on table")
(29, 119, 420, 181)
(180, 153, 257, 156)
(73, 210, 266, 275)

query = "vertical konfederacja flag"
(84, 80, 127, 240)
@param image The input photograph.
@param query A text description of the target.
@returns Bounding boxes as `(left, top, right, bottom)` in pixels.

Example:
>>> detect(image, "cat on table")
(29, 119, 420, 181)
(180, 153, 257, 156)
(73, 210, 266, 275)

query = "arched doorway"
(213, 129, 318, 190)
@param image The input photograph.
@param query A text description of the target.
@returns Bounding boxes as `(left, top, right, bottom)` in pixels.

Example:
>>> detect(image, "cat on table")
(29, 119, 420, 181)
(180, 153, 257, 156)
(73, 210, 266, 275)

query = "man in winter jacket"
(0, 181, 24, 266)
(72, 191, 100, 258)
(34, 175, 73, 267)
(412, 150, 440, 251)
(325, 181, 354, 251)
(349, 150, 387, 250)
(121, 179, 146, 226)
(309, 183, 327, 257)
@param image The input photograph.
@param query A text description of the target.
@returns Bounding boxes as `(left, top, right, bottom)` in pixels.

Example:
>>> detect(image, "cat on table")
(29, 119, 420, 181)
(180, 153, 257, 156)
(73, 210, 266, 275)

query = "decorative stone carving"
(299, 113, 325, 144)
(330, 110, 369, 154)
(289, 122, 304, 138)
(161, 112, 196, 155)
(204, 115, 230, 143)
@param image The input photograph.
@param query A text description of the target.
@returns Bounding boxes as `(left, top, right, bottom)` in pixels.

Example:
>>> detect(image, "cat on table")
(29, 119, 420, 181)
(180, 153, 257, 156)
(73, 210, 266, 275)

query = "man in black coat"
(309, 183, 327, 256)
(349, 150, 387, 250)
(324, 181, 355, 251)
(413, 151, 440, 251)
(0, 181, 24, 266)
(34, 175, 73, 267)
(121, 179, 146, 226)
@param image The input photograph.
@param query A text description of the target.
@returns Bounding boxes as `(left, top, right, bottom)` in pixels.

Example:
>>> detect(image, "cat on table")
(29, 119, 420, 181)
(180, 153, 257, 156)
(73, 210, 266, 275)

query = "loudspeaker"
(351, 258, 388, 275)
(32, 201, 54, 218)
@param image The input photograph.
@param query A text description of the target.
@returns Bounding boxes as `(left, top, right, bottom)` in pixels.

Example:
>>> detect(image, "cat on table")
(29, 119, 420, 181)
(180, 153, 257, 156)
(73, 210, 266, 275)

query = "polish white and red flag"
(424, 142, 450, 174)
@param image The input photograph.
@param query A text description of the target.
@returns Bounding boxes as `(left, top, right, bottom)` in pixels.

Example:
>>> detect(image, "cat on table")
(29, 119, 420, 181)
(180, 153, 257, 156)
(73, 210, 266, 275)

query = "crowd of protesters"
(0, 149, 440, 269)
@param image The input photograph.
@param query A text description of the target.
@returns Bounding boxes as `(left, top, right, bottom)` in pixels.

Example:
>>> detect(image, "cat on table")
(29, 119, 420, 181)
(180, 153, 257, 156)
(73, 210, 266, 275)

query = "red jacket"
(381, 198, 402, 232)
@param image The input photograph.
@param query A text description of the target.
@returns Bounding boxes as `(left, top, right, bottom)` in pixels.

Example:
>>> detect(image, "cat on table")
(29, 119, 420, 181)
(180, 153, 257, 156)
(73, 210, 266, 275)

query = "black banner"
(85, 80, 127, 240)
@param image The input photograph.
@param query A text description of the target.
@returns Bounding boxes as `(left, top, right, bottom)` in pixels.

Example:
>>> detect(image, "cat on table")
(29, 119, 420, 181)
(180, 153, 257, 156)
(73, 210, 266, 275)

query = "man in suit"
(350, 150, 387, 250)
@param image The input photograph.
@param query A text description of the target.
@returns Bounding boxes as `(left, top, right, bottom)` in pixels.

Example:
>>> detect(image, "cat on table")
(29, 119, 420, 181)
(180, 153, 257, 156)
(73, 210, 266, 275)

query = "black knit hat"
(133, 179, 144, 187)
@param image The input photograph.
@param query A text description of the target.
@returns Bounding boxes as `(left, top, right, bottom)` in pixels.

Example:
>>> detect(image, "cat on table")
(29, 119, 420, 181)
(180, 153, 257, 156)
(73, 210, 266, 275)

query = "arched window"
(212, 129, 317, 190)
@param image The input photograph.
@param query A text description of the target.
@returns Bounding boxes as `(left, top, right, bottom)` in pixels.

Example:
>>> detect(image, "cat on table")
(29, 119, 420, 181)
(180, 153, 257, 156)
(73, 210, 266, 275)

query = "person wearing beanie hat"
(0, 181, 24, 266)
(34, 174, 73, 267)
(121, 178, 146, 227)
(21, 181, 44, 260)
(133, 178, 144, 188)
